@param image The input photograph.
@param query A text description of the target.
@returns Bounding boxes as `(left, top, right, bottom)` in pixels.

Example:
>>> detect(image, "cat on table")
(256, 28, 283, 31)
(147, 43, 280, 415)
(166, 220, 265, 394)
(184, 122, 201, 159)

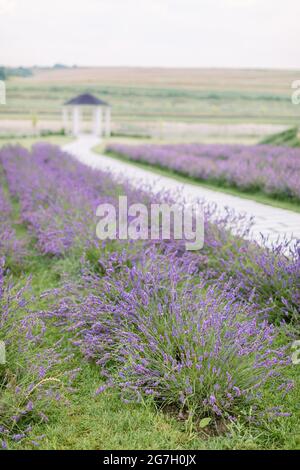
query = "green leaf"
(199, 417, 211, 429)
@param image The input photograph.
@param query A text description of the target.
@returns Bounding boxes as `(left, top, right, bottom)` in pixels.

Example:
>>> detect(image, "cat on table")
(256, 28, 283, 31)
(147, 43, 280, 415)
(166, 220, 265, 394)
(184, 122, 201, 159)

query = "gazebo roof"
(64, 93, 109, 107)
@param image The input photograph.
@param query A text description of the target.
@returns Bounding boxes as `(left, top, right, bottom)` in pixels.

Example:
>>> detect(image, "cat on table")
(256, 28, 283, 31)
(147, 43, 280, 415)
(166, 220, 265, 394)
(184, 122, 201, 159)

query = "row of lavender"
(0, 262, 75, 448)
(107, 142, 300, 201)
(0, 144, 154, 257)
(0, 144, 299, 435)
(1, 144, 298, 322)
(0, 153, 76, 448)
(0, 186, 21, 260)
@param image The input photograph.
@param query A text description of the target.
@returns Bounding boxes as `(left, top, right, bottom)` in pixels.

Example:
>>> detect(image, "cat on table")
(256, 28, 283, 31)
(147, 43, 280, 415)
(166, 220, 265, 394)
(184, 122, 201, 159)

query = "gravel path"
(63, 135, 300, 246)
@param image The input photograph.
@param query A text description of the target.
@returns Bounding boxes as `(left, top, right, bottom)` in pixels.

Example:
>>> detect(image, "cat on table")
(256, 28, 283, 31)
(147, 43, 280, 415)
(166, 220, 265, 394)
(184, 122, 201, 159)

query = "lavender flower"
(107, 142, 300, 201)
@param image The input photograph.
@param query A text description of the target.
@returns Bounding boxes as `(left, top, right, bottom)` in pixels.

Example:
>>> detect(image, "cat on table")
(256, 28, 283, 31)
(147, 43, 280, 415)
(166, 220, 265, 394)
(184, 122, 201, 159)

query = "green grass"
(0, 134, 73, 149)
(260, 127, 300, 147)
(11, 358, 299, 450)
(94, 145, 300, 213)
(11, 364, 206, 450)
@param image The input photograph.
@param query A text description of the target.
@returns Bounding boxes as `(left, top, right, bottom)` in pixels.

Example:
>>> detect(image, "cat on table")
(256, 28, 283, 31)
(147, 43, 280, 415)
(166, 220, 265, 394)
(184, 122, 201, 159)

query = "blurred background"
(0, 0, 299, 146)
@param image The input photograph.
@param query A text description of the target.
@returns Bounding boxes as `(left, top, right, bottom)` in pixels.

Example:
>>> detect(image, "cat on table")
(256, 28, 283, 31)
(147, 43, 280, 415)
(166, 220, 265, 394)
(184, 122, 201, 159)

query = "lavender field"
(107, 143, 300, 203)
(0, 143, 299, 450)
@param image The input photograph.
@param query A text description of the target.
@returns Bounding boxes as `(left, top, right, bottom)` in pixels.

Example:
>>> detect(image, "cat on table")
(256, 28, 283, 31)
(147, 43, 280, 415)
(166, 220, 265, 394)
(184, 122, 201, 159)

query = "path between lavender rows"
(63, 135, 300, 247)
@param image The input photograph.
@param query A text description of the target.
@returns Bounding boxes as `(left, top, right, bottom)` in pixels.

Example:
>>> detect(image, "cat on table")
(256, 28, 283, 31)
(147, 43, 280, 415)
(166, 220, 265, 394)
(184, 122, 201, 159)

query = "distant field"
(1, 67, 299, 138)
(25, 67, 300, 93)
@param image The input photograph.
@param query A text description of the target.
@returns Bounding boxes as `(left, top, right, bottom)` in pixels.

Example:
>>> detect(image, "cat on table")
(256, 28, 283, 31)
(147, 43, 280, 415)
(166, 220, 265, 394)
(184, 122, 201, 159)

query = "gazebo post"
(93, 106, 102, 136)
(73, 106, 81, 136)
(105, 107, 111, 137)
(62, 107, 68, 133)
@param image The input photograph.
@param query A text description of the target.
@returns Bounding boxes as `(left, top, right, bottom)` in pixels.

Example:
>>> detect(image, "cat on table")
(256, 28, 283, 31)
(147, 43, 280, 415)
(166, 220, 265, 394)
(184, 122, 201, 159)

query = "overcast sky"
(1, 0, 299, 69)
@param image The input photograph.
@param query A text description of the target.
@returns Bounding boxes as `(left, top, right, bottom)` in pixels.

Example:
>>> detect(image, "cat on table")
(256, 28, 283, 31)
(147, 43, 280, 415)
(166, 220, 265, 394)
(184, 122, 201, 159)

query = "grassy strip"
(97, 147, 300, 213)
(260, 128, 300, 148)
(0, 135, 73, 150)
(13, 362, 299, 450)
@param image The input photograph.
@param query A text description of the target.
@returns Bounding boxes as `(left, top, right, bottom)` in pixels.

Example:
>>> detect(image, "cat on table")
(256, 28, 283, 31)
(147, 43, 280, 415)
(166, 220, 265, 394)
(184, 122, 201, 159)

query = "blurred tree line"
(0, 66, 33, 80)
(0, 67, 6, 80)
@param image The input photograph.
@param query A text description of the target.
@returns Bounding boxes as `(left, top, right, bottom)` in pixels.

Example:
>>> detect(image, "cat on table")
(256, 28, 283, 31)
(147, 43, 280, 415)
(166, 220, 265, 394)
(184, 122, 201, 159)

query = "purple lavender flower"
(107, 142, 300, 201)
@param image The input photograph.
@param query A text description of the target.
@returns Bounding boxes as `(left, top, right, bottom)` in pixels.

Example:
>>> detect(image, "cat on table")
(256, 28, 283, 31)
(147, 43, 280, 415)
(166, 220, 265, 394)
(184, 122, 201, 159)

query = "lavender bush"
(0, 186, 24, 262)
(54, 249, 291, 423)
(215, 238, 300, 323)
(0, 258, 77, 448)
(107, 143, 300, 201)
